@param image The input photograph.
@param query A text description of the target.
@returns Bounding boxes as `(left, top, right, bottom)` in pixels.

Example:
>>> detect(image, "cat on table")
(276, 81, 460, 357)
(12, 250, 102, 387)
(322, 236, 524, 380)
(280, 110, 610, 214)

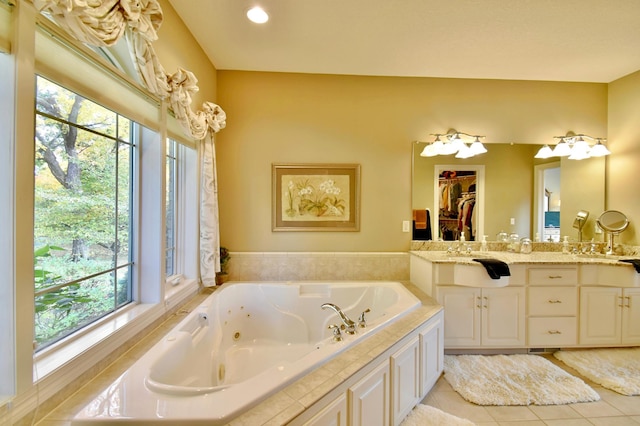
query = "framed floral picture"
(272, 163, 361, 231)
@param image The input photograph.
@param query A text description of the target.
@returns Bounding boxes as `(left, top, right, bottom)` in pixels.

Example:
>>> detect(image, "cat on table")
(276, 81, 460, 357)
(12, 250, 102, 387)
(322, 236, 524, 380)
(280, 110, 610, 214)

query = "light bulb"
(420, 144, 438, 157)
(247, 6, 269, 23)
(534, 145, 553, 159)
(552, 139, 572, 157)
(589, 140, 611, 157)
(469, 138, 487, 155)
(455, 144, 474, 158)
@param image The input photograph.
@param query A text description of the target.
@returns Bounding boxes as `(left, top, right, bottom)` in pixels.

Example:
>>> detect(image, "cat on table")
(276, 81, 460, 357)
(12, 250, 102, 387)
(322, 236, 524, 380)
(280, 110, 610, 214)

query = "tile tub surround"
(226, 252, 410, 282)
(37, 282, 441, 425)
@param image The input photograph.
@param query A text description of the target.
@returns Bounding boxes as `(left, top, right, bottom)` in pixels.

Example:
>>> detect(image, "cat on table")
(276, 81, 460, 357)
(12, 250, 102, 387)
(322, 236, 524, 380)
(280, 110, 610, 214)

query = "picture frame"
(272, 163, 361, 231)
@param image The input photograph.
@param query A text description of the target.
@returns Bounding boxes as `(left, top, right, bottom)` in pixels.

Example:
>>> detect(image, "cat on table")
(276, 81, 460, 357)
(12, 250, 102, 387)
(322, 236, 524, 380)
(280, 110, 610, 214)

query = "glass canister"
(520, 238, 532, 254)
(496, 231, 508, 242)
(507, 233, 520, 252)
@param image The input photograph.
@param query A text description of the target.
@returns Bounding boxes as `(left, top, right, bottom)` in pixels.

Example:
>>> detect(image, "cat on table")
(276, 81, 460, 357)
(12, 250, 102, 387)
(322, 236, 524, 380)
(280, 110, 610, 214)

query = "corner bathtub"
(72, 281, 420, 425)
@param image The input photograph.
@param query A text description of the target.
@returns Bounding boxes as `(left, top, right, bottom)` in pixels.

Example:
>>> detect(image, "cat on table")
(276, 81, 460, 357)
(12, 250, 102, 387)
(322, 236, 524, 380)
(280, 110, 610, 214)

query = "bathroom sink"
(451, 263, 510, 288)
(580, 263, 640, 287)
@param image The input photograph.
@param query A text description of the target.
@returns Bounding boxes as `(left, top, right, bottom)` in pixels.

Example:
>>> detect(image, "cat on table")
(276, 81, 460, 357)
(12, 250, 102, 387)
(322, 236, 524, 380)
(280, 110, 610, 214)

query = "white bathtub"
(72, 281, 421, 425)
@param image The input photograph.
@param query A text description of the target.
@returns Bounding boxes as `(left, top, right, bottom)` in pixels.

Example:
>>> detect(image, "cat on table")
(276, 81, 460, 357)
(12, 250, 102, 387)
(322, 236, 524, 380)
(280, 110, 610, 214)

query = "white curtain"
(34, 0, 227, 286)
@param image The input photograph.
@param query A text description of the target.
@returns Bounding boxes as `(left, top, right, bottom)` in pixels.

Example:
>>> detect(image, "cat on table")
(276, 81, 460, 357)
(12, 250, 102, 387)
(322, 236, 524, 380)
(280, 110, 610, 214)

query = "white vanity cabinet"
(349, 360, 391, 426)
(390, 337, 420, 425)
(437, 286, 525, 347)
(419, 311, 444, 396)
(527, 267, 578, 347)
(301, 394, 347, 426)
(579, 287, 640, 346)
(292, 309, 444, 426)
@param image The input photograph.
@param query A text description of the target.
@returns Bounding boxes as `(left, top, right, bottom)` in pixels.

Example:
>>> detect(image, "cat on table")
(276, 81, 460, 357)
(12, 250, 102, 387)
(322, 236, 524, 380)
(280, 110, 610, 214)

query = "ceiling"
(168, 0, 640, 83)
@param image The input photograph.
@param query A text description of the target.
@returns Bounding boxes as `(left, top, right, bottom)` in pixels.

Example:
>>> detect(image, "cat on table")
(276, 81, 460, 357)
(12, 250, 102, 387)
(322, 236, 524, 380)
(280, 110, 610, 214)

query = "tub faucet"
(321, 303, 357, 334)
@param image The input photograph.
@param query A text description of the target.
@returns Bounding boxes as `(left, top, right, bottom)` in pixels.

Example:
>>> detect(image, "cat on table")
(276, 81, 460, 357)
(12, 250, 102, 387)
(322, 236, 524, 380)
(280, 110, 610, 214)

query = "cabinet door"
(349, 360, 390, 426)
(580, 287, 622, 345)
(437, 286, 480, 347)
(622, 288, 640, 344)
(482, 287, 526, 347)
(391, 337, 420, 426)
(419, 311, 444, 398)
(301, 393, 347, 426)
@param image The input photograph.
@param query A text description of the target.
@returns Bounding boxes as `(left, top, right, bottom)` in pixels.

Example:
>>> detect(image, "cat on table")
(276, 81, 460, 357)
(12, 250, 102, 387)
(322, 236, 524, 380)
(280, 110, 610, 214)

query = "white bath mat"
(400, 404, 475, 426)
(444, 354, 600, 405)
(554, 347, 640, 396)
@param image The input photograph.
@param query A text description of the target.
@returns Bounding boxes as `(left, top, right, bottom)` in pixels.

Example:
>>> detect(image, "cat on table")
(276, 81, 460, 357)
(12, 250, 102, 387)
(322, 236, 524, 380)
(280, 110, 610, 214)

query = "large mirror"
(412, 143, 606, 242)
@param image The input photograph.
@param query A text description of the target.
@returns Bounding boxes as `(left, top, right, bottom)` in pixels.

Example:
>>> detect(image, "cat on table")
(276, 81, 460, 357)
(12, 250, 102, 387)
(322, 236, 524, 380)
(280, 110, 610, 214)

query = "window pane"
(165, 140, 177, 277)
(35, 77, 116, 136)
(34, 76, 134, 350)
(35, 273, 116, 348)
(117, 141, 132, 267)
(116, 265, 131, 309)
(35, 132, 121, 280)
(117, 115, 131, 143)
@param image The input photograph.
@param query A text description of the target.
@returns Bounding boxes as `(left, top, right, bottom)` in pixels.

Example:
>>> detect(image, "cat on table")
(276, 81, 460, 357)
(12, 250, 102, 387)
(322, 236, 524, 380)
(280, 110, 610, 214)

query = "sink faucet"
(321, 303, 357, 334)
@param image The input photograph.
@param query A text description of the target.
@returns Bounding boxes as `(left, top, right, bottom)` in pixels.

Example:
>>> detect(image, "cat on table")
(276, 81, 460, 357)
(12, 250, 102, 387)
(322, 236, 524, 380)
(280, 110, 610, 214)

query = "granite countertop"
(410, 250, 638, 267)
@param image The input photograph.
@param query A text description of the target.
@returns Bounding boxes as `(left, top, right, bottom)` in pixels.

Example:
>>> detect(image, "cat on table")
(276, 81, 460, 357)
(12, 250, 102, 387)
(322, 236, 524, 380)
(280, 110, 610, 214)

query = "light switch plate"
(402, 220, 410, 232)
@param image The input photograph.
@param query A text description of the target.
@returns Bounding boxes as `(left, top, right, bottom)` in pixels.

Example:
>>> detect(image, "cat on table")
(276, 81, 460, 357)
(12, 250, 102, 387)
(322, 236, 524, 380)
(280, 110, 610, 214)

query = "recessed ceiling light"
(246, 6, 269, 24)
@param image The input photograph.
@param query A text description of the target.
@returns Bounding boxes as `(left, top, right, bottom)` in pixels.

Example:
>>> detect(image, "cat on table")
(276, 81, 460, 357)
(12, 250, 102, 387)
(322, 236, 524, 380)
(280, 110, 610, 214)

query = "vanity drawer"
(528, 287, 577, 316)
(528, 317, 577, 346)
(528, 268, 578, 286)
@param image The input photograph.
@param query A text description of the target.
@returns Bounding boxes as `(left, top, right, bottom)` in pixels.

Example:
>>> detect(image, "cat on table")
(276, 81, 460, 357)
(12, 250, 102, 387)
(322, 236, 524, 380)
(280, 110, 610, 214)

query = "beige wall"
(216, 71, 607, 252)
(154, 0, 217, 105)
(608, 70, 640, 245)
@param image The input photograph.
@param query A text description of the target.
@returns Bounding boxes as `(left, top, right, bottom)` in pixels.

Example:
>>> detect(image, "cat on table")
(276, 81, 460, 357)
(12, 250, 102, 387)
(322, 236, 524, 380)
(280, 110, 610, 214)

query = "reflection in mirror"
(412, 143, 605, 241)
(433, 166, 484, 241)
(533, 162, 561, 242)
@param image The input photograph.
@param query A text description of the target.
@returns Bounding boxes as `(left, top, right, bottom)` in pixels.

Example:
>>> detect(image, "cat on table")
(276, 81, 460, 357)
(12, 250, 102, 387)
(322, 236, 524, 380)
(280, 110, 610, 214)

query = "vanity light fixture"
(419, 129, 488, 158)
(534, 131, 610, 160)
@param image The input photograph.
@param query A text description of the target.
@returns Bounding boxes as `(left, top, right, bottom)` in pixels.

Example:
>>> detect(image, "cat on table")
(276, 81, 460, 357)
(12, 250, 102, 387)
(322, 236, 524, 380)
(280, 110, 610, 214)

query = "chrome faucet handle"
(328, 324, 343, 342)
(358, 308, 371, 328)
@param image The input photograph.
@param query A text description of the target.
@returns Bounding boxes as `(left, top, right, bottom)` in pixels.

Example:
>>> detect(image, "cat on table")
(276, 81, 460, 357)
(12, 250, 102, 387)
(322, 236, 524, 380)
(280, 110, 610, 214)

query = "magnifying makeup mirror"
(596, 210, 629, 255)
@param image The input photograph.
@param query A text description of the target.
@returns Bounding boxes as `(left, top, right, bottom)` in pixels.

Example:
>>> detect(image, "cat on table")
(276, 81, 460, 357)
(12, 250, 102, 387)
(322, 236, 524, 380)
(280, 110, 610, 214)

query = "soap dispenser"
(562, 236, 570, 254)
(480, 235, 488, 252)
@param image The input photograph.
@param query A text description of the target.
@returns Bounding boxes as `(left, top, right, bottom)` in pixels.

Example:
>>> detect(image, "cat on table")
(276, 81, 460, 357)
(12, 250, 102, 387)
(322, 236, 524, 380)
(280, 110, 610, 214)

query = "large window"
(34, 76, 135, 350)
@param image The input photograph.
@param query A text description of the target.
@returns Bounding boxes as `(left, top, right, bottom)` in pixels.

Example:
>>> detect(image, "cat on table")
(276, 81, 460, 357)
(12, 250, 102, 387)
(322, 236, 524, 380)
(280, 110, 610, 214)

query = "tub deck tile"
(229, 391, 300, 426)
(283, 365, 338, 400)
(297, 373, 345, 408)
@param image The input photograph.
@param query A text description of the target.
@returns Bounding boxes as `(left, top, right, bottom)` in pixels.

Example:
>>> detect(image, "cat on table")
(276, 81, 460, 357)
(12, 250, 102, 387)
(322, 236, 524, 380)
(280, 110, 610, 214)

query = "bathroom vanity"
(410, 251, 640, 349)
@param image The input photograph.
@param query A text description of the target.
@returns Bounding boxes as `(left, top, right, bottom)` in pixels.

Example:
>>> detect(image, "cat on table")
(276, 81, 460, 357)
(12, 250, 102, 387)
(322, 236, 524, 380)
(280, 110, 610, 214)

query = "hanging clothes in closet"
(438, 171, 477, 240)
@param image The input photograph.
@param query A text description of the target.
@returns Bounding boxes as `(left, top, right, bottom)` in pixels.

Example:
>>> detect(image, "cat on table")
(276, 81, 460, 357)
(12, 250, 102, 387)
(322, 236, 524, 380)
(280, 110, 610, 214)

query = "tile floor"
(422, 354, 640, 426)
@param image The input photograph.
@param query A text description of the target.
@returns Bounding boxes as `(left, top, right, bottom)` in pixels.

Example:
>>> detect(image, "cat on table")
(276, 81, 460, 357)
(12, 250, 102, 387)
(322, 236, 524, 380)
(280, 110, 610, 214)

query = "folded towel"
(413, 209, 427, 229)
(473, 258, 511, 279)
(619, 259, 640, 273)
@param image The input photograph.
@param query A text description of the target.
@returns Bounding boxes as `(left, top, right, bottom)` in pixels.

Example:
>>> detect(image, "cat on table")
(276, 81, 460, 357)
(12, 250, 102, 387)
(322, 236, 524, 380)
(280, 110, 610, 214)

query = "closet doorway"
(533, 162, 561, 242)
(434, 165, 485, 241)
